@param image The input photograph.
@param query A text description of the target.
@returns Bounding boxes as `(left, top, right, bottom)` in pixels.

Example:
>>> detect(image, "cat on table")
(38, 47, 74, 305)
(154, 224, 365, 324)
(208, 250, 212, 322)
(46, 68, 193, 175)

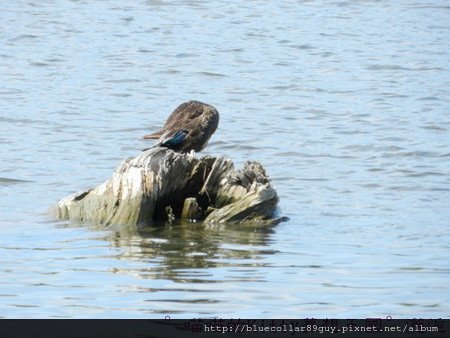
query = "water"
(1, 0, 449, 318)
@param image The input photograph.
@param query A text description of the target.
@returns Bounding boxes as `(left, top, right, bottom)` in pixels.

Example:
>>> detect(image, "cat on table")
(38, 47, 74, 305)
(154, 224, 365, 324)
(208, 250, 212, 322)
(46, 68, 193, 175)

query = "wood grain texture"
(54, 148, 281, 228)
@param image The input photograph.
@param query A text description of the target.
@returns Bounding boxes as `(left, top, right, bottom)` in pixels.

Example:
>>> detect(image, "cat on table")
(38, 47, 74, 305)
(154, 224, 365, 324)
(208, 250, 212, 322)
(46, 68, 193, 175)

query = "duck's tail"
(143, 130, 164, 139)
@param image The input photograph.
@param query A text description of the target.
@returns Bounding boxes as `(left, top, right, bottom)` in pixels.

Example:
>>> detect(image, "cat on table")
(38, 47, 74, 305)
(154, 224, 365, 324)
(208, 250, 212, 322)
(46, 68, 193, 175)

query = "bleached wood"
(54, 148, 280, 227)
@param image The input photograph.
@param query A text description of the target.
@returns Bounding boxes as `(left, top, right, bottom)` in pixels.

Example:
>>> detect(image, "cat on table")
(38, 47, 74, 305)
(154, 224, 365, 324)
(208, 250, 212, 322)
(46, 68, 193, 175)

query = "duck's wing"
(143, 101, 219, 151)
(175, 102, 219, 152)
(164, 101, 204, 131)
(155, 130, 188, 149)
(163, 101, 195, 127)
(143, 101, 198, 139)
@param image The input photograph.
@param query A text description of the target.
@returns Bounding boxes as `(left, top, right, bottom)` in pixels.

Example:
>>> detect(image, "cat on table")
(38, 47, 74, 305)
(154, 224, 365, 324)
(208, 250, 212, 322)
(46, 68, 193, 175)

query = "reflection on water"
(107, 221, 276, 283)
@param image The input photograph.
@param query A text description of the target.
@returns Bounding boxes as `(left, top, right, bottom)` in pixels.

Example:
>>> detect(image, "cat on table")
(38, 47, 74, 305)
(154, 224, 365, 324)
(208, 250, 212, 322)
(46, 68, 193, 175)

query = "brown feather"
(144, 101, 219, 153)
(143, 131, 163, 139)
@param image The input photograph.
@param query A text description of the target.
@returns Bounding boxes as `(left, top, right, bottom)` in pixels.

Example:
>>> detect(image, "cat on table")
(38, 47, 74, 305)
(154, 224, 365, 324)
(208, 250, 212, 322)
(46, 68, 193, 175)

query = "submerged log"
(54, 148, 280, 228)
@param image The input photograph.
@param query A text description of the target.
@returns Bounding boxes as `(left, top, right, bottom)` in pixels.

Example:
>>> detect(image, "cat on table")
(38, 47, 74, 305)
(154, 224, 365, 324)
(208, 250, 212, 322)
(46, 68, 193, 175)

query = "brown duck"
(143, 101, 219, 153)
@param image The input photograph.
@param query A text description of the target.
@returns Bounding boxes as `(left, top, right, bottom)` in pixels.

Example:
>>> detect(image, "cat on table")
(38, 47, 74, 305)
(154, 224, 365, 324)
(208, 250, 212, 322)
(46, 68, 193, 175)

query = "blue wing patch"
(160, 130, 188, 148)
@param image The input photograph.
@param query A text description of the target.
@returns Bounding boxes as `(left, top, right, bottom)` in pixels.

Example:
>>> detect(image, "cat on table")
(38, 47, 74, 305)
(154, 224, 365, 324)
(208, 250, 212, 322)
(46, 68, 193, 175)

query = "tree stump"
(54, 148, 281, 228)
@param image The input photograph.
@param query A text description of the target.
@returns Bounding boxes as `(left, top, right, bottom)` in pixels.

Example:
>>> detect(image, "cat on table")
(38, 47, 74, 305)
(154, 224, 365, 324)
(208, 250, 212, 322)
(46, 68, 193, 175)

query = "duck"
(143, 100, 219, 153)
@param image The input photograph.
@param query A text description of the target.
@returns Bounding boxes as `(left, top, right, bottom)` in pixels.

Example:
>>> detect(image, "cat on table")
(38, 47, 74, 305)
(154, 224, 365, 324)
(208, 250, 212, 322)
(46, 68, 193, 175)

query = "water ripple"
(0, 0, 449, 319)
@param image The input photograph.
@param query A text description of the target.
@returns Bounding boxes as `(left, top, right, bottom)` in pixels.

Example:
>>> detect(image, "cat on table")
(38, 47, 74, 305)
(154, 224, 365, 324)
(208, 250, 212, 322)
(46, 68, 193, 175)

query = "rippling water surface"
(1, 1, 449, 318)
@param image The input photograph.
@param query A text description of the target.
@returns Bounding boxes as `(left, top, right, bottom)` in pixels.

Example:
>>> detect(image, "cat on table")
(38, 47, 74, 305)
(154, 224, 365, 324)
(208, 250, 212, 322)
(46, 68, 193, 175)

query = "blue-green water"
(0, 0, 449, 318)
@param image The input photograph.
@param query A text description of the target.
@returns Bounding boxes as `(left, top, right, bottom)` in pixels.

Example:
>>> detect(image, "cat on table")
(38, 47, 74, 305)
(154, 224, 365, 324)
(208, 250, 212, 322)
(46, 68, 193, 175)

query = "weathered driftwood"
(181, 197, 202, 220)
(55, 148, 280, 228)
